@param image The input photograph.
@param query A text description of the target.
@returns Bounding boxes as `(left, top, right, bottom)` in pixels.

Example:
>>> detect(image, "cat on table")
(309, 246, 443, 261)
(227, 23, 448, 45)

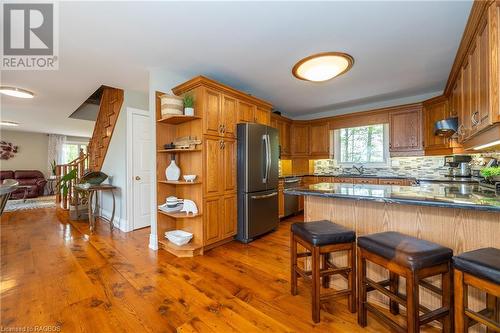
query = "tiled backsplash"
(313, 153, 500, 178)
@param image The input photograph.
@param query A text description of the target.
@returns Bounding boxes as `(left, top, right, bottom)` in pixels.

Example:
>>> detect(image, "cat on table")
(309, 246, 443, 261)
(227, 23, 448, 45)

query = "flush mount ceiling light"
(0, 121, 19, 127)
(0, 86, 34, 98)
(292, 52, 354, 82)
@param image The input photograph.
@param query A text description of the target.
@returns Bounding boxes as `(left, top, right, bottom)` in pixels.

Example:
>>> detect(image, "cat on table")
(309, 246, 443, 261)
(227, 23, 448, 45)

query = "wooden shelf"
(157, 149, 201, 153)
(158, 210, 201, 219)
(158, 239, 203, 257)
(157, 115, 201, 124)
(158, 180, 201, 185)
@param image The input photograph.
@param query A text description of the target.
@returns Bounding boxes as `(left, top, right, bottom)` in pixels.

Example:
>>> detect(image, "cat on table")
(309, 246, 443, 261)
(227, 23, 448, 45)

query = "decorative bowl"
(81, 171, 108, 185)
(183, 175, 197, 182)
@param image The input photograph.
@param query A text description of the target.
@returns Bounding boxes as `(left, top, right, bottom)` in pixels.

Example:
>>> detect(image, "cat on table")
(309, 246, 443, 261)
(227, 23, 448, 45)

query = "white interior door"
(131, 112, 152, 229)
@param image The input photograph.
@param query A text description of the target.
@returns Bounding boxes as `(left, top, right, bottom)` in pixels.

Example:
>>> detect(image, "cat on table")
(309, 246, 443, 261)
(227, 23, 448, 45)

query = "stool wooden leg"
(348, 243, 356, 313)
(322, 254, 329, 288)
(454, 269, 468, 333)
(389, 272, 400, 315)
(357, 248, 367, 327)
(486, 294, 499, 333)
(442, 263, 453, 333)
(406, 272, 420, 333)
(312, 246, 321, 323)
(290, 234, 297, 296)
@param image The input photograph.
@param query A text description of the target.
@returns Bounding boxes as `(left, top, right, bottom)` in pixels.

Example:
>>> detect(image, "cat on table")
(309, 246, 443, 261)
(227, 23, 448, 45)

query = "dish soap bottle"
(165, 154, 181, 181)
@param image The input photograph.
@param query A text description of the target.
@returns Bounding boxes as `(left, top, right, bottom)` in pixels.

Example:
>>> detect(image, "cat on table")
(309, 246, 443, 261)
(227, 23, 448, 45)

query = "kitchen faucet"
(352, 165, 365, 175)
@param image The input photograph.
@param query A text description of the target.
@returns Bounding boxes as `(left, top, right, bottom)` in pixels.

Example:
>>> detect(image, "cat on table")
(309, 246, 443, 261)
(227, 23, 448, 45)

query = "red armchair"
(0, 170, 47, 200)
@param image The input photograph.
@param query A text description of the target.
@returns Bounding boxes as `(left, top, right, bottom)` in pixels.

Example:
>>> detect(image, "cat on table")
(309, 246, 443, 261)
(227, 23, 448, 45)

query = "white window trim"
(333, 123, 390, 168)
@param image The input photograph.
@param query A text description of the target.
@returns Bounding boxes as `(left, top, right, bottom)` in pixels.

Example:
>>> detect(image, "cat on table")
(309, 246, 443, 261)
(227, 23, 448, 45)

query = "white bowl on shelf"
(165, 230, 193, 246)
(183, 175, 197, 182)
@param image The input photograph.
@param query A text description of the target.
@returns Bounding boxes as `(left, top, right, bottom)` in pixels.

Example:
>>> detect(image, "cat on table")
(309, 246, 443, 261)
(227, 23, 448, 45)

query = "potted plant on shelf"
(183, 95, 194, 116)
(480, 166, 500, 183)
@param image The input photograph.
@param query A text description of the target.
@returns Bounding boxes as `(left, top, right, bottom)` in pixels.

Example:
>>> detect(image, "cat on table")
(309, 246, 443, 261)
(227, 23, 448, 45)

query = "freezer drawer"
(237, 189, 279, 243)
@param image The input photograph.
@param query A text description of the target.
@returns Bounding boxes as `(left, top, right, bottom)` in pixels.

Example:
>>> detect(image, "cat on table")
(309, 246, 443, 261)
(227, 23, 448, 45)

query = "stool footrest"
(365, 303, 406, 333)
(419, 307, 449, 325)
(465, 308, 500, 331)
(419, 279, 442, 295)
(320, 289, 351, 302)
(297, 252, 311, 258)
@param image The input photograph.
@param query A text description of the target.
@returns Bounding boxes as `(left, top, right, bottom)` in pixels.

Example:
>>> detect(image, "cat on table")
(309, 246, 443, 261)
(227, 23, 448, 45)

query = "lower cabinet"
(353, 177, 379, 185)
(204, 194, 237, 246)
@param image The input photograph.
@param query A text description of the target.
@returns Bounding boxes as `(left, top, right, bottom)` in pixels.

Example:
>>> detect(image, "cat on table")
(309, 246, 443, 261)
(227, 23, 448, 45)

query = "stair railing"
(55, 149, 88, 209)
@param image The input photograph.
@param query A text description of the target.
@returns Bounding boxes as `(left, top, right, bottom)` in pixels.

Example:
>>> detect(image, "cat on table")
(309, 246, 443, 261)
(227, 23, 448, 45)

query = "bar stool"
(453, 247, 500, 332)
(357, 231, 453, 333)
(290, 220, 356, 323)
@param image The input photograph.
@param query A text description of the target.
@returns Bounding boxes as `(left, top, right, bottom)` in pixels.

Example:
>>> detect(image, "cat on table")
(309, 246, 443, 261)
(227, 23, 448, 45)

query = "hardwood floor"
(1, 208, 439, 332)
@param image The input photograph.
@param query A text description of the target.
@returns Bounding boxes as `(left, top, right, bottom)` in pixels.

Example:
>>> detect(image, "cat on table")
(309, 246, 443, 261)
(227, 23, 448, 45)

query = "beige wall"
(0, 130, 50, 176)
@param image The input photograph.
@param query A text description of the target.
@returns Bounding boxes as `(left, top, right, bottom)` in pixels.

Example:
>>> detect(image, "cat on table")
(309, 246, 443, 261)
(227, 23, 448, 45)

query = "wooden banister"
(55, 150, 88, 210)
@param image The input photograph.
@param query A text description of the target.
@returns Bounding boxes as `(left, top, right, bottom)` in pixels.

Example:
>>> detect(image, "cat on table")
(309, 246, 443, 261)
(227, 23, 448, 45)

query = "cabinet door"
(389, 107, 423, 152)
(204, 197, 221, 245)
(255, 107, 270, 125)
(378, 178, 406, 186)
(423, 99, 449, 150)
(204, 137, 222, 195)
(334, 177, 354, 183)
(353, 178, 379, 185)
(238, 101, 255, 123)
(477, 18, 490, 132)
(221, 195, 237, 238)
(470, 41, 480, 136)
(290, 123, 309, 156)
(281, 121, 291, 155)
(204, 89, 221, 136)
(222, 95, 237, 138)
(309, 121, 330, 156)
(222, 138, 237, 193)
(462, 57, 472, 140)
(270, 117, 278, 129)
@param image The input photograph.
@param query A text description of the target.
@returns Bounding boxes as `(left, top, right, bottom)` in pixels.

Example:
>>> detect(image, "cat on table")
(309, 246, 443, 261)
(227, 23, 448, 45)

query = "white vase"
(184, 107, 194, 116)
(165, 156, 181, 181)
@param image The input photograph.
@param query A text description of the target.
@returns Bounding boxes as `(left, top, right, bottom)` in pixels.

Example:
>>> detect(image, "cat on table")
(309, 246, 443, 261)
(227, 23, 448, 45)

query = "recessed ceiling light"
(292, 52, 354, 82)
(0, 121, 19, 127)
(0, 86, 34, 98)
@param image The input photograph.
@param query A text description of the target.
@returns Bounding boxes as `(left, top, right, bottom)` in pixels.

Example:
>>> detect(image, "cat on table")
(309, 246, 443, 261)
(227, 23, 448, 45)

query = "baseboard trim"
(100, 208, 130, 232)
(149, 233, 158, 250)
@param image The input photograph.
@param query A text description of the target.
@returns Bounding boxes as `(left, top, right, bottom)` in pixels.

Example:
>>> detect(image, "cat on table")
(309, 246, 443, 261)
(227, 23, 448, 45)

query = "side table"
(75, 184, 117, 232)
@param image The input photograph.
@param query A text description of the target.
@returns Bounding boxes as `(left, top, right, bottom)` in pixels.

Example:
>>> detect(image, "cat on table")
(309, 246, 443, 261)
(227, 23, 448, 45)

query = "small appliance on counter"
(444, 155, 472, 177)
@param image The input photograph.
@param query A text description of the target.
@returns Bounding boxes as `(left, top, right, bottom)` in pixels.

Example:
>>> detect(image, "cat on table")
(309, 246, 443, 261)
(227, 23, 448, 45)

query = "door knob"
(135, 176, 141, 180)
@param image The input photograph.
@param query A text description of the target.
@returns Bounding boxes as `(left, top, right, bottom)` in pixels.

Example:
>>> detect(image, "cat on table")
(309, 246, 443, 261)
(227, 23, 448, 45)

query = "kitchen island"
(285, 182, 500, 320)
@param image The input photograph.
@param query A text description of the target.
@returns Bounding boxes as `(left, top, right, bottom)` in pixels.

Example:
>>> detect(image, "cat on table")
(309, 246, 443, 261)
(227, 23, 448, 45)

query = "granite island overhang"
(285, 182, 500, 313)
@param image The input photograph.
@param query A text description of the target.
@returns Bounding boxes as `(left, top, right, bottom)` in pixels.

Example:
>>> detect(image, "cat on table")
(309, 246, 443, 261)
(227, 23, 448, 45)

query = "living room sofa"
(0, 170, 47, 200)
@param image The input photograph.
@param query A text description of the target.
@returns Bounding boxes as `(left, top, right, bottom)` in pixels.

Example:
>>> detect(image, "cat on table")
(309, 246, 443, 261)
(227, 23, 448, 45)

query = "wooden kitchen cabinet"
(221, 194, 237, 239)
(389, 105, 423, 155)
(378, 178, 408, 186)
(333, 177, 354, 183)
(238, 100, 255, 123)
(353, 178, 379, 185)
(255, 107, 271, 125)
(204, 136, 236, 196)
(204, 194, 237, 245)
(475, 16, 490, 133)
(291, 122, 309, 156)
(204, 88, 222, 137)
(309, 121, 330, 157)
(222, 94, 237, 138)
(271, 114, 292, 156)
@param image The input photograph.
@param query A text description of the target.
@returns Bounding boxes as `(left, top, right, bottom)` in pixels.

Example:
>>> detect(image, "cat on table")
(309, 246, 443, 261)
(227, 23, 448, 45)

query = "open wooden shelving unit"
(155, 91, 204, 257)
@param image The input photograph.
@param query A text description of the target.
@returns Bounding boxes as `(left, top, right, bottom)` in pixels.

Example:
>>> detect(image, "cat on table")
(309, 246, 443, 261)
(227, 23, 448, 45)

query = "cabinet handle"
(471, 111, 479, 125)
(218, 124, 223, 134)
(222, 124, 226, 134)
(219, 140, 223, 149)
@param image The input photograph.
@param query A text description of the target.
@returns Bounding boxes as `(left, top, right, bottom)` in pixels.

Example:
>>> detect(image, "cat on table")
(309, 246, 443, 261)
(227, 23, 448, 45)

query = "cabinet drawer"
(333, 177, 354, 183)
(318, 177, 333, 183)
(378, 178, 406, 186)
(353, 178, 379, 185)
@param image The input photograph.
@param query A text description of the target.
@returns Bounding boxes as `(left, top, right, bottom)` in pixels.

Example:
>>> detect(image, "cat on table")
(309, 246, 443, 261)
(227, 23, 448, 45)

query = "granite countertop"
(285, 182, 500, 212)
(279, 174, 412, 179)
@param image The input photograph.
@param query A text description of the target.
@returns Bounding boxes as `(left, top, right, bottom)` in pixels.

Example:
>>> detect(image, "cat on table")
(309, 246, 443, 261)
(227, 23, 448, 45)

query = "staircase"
(88, 86, 124, 171)
(56, 86, 124, 210)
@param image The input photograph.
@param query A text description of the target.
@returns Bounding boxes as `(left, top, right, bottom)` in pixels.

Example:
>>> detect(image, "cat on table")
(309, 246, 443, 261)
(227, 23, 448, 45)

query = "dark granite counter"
(285, 182, 500, 212)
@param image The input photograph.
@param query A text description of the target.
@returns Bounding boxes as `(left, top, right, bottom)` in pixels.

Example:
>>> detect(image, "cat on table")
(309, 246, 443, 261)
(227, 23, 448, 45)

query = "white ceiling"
(1, 1, 472, 137)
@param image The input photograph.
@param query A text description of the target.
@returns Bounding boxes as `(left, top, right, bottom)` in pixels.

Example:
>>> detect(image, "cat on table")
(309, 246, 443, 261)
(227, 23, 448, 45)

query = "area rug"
(4, 195, 56, 211)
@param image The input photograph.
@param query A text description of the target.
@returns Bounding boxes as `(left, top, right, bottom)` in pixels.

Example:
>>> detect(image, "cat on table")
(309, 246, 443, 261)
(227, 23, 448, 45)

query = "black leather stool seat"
(358, 231, 453, 271)
(291, 220, 355, 246)
(453, 247, 500, 285)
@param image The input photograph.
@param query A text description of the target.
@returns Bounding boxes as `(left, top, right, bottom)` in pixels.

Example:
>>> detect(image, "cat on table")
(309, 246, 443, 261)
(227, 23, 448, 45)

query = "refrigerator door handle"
(262, 134, 269, 183)
(251, 192, 278, 199)
(266, 134, 271, 184)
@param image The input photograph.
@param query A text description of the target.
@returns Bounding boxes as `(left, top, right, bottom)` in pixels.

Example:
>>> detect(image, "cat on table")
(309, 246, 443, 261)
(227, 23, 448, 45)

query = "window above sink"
(333, 123, 390, 167)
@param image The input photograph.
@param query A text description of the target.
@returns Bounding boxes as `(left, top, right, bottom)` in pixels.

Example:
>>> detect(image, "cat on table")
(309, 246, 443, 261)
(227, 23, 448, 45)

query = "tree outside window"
(334, 124, 389, 166)
(63, 143, 87, 163)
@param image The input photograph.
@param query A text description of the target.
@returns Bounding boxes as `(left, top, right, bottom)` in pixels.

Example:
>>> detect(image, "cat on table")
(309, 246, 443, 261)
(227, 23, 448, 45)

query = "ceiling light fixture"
(292, 52, 354, 82)
(0, 121, 19, 127)
(0, 86, 34, 98)
(472, 140, 500, 150)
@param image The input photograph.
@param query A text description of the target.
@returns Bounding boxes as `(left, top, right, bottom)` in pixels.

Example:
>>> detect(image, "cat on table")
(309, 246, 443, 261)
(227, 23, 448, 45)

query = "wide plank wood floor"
(1, 208, 439, 332)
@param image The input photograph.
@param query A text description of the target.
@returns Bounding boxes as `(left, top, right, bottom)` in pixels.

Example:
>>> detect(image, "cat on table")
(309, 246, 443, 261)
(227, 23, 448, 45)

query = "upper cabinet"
(290, 122, 310, 156)
(423, 97, 450, 152)
(308, 120, 330, 157)
(444, 1, 500, 150)
(222, 94, 237, 138)
(389, 105, 423, 155)
(270, 114, 292, 157)
(255, 107, 271, 125)
(238, 101, 255, 123)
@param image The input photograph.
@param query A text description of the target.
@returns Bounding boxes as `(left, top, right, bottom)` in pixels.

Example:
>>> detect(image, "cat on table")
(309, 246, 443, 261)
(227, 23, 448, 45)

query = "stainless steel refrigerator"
(237, 123, 279, 243)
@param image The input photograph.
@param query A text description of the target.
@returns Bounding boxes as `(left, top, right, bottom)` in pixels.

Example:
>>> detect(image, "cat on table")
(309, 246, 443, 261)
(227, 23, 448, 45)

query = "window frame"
(62, 141, 88, 164)
(333, 123, 390, 168)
